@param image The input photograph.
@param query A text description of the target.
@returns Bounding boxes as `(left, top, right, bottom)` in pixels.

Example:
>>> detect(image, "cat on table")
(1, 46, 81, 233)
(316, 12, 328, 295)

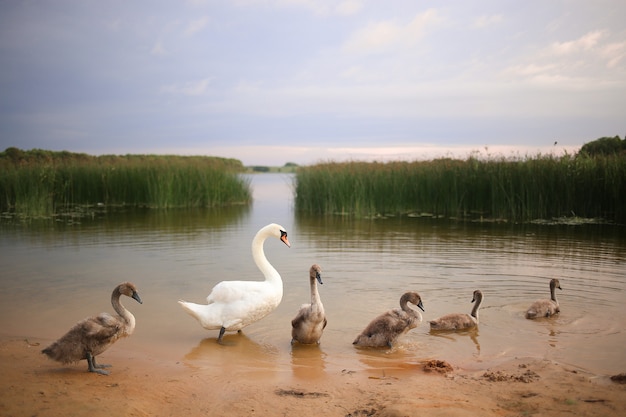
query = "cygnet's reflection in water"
(184, 332, 279, 376)
(429, 327, 481, 356)
(353, 341, 425, 375)
(290, 343, 327, 379)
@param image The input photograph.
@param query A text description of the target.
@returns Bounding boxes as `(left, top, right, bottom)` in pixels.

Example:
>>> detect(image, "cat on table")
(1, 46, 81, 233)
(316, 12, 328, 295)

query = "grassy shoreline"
(0, 148, 251, 219)
(294, 154, 626, 224)
(4, 147, 625, 224)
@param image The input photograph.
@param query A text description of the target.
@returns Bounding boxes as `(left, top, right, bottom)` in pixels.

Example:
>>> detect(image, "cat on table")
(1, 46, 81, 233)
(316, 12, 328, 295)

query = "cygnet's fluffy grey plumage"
(526, 278, 562, 319)
(291, 264, 327, 345)
(42, 282, 142, 375)
(353, 291, 424, 348)
(429, 289, 483, 331)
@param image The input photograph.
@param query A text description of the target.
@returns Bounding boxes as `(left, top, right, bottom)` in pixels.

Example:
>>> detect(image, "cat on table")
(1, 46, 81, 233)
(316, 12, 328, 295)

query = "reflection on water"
(290, 344, 327, 380)
(353, 342, 425, 377)
(184, 333, 279, 374)
(429, 328, 481, 357)
(1, 173, 625, 378)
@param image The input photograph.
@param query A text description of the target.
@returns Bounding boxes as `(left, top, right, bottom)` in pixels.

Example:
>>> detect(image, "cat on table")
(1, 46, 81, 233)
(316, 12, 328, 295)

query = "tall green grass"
(295, 154, 626, 223)
(0, 149, 251, 218)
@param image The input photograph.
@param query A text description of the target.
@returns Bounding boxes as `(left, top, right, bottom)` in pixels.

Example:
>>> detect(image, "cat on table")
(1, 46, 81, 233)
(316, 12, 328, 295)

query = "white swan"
(291, 264, 327, 345)
(42, 282, 142, 375)
(178, 223, 290, 343)
(526, 278, 562, 319)
(429, 289, 483, 331)
(353, 291, 424, 348)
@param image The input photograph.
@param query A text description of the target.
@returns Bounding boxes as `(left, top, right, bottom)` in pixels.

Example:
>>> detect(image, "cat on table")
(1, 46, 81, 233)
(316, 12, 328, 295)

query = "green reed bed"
(295, 154, 626, 223)
(0, 149, 251, 219)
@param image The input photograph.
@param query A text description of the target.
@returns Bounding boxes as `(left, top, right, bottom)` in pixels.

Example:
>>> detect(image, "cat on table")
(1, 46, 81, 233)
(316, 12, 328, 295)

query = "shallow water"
(1, 173, 625, 378)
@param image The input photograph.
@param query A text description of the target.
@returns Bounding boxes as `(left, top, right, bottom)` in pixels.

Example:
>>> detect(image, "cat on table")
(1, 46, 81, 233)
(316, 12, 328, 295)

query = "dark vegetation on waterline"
(246, 162, 299, 173)
(295, 136, 626, 224)
(0, 148, 251, 219)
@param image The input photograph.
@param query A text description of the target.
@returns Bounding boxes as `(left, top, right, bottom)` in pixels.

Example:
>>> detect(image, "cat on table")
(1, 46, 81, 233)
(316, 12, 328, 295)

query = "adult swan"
(178, 223, 291, 343)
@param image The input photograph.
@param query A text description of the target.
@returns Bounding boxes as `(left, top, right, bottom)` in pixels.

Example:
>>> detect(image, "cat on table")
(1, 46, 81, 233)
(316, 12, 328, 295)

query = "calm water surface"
(1, 173, 625, 379)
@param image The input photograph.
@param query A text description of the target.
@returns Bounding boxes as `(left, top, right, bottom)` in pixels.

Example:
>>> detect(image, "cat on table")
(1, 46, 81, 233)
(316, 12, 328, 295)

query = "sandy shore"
(1, 336, 624, 417)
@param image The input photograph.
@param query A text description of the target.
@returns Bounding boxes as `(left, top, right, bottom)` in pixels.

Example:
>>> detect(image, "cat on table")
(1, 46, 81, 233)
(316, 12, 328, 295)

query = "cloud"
(472, 14, 503, 29)
(1, 0, 623, 166)
(161, 78, 213, 96)
(184, 16, 209, 36)
(545, 30, 626, 71)
(334, 0, 362, 16)
(502, 63, 557, 77)
(342, 8, 441, 54)
(151, 41, 167, 56)
(549, 30, 606, 55)
(106, 18, 123, 32)
(498, 28, 626, 88)
(600, 41, 626, 68)
(231, 0, 362, 16)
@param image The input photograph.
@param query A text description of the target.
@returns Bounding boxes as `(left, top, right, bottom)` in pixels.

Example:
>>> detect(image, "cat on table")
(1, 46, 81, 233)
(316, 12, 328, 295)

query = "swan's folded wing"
(291, 311, 305, 328)
(291, 304, 311, 328)
(373, 309, 414, 334)
(206, 280, 267, 304)
(83, 313, 122, 340)
(360, 311, 391, 335)
(389, 314, 413, 333)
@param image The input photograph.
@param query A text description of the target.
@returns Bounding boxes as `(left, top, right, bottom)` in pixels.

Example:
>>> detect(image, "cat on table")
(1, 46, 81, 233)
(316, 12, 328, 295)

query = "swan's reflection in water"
(352, 342, 425, 375)
(289, 343, 327, 379)
(428, 327, 481, 357)
(183, 333, 279, 376)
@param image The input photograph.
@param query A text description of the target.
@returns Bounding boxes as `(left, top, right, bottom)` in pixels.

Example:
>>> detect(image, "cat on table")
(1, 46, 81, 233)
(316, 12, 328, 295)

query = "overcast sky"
(1, 1, 624, 165)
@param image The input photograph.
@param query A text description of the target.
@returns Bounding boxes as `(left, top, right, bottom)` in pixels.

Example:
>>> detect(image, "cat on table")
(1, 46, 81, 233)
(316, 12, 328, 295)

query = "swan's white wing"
(206, 280, 268, 304)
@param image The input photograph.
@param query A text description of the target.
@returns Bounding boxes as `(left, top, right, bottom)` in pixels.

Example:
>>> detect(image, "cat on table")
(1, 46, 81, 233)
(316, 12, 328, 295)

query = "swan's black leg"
(87, 352, 109, 375)
(217, 326, 226, 344)
(92, 355, 112, 369)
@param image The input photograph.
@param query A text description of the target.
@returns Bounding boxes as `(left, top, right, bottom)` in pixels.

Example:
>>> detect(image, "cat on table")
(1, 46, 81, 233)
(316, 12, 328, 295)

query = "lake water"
(1, 173, 625, 379)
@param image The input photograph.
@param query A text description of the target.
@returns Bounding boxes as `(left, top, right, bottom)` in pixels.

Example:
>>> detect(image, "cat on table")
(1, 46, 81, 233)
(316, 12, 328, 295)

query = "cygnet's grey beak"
(132, 292, 143, 304)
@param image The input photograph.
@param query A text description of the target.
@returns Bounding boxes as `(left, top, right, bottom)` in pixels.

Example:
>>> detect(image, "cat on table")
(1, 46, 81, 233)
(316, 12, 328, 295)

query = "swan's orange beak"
(280, 230, 291, 247)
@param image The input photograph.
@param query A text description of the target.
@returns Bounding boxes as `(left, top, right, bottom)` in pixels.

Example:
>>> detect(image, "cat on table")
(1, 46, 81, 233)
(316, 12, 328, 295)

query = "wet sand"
(1, 336, 625, 417)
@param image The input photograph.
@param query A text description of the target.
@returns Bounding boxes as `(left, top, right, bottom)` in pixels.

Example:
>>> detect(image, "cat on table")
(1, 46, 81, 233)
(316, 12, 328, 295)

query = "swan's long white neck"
(112, 291, 136, 334)
(252, 226, 282, 286)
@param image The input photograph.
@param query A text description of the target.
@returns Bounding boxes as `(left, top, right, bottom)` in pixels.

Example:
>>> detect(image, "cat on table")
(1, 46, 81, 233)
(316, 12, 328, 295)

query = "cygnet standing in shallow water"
(353, 291, 424, 348)
(41, 282, 142, 375)
(291, 264, 327, 345)
(429, 290, 483, 331)
(178, 223, 290, 343)
(526, 278, 562, 319)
